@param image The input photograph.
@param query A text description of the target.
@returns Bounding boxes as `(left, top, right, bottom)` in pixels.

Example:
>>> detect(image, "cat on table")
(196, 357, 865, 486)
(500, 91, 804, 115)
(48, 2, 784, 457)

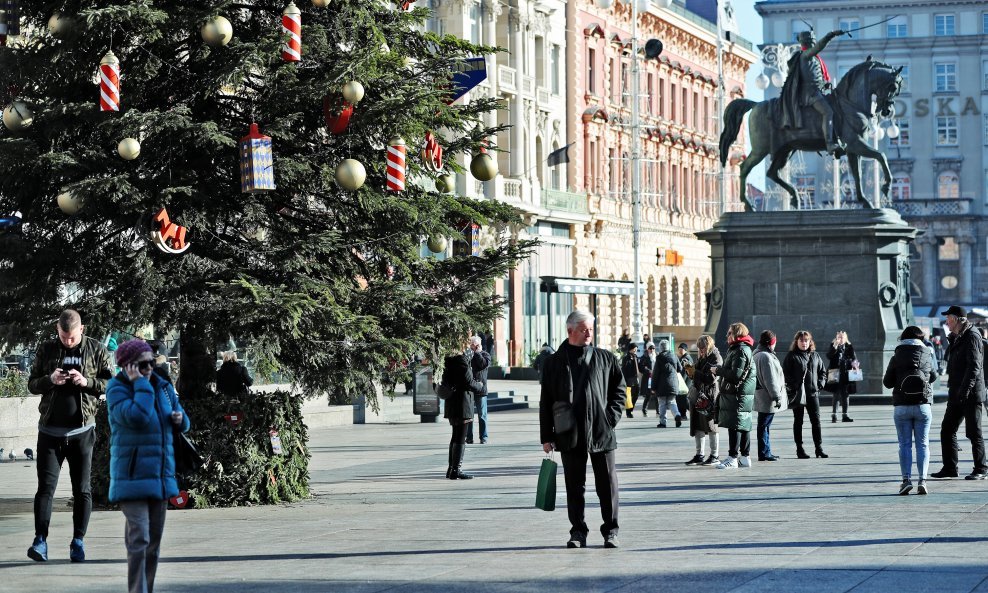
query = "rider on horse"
(780, 29, 848, 155)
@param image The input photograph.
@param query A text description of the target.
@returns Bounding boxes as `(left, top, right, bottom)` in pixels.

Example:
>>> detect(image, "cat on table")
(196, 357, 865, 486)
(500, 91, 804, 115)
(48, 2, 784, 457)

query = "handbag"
(535, 453, 557, 511)
(847, 368, 863, 382)
(676, 373, 689, 396)
(694, 385, 713, 415)
(173, 428, 204, 475)
(625, 386, 634, 410)
(827, 369, 840, 384)
(436, 382, 454, 400)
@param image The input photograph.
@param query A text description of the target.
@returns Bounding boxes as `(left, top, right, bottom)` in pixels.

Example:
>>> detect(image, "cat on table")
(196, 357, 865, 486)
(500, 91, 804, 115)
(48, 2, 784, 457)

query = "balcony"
(498, 65, 516, 94)
(541, 189, 588, 214)
(521, 75, 535, 96)
(503, 178, 522, 201)
(537, 87, 551, 108)
(893, 198, 972, 217)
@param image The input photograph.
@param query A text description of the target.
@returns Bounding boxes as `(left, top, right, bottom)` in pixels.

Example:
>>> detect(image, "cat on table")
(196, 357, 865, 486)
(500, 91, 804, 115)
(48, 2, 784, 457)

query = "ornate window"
(587, 48, 596, 95)
(887, 15, 907, 38)
(937, 172, 959, 199)
(936, 116, 958, 145)
(934, 62, 956, 92)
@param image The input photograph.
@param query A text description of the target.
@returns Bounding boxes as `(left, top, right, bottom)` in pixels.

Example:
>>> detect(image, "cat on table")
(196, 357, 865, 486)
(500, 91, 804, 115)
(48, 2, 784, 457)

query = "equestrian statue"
(719, 29, 904, 212)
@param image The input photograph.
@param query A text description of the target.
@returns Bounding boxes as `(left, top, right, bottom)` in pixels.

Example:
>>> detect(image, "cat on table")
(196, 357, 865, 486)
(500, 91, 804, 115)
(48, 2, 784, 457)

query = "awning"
(540, 276, 645, 296)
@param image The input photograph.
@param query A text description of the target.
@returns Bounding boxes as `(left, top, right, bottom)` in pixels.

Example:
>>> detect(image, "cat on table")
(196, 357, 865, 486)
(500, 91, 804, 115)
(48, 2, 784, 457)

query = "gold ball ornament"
(48, 12, 72, 37)
(312, 0, 331, 6)
(335, 159, 367, 191)
(2, 102, 34, 132)
(201, 15, 233, 47)
(118, 138, 141, 160)
(427, 235, 448, 253)
(342, 81, 365, 104)
(470, 153, 498, 181)
(436, 173, 455, 193)
(57, 191, 82, 215)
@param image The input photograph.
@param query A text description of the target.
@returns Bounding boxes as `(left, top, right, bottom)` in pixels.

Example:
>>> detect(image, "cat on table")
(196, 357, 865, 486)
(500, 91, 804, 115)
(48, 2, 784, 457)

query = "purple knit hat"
(115, 339, 153, 367)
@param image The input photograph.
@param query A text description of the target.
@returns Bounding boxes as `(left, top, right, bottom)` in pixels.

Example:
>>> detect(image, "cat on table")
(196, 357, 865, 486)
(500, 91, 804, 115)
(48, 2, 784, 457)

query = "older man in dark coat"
(932, 306, 987, 480)
(539, 310, 626, 549)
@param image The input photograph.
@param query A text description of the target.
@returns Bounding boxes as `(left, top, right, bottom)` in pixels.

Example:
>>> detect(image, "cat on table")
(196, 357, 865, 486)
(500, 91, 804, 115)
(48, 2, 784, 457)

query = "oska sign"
(893, 96, 982, 118)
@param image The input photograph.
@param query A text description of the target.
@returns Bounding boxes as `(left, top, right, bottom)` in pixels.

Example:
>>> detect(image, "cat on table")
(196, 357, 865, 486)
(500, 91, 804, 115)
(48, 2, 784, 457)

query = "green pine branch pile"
(0, 1, 534, 406)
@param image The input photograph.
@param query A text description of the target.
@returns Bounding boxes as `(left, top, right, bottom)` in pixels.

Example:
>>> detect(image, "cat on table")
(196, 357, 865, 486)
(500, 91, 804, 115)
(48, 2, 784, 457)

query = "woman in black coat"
(782, 330, 829, 459)
(826, 331, 858, 423)
(685, 335, 722, 466)
(441, 341, 484, 479)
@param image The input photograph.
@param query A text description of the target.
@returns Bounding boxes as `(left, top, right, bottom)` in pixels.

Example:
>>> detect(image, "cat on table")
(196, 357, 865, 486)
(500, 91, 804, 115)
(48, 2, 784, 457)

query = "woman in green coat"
(712, 322, 756, 469)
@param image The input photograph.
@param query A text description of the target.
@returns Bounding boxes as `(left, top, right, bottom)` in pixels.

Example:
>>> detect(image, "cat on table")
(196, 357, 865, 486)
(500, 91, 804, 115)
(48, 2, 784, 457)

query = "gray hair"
(565, 309, 595, 329)
(469, 335, 482, 346)
(657, 339, 670, 352)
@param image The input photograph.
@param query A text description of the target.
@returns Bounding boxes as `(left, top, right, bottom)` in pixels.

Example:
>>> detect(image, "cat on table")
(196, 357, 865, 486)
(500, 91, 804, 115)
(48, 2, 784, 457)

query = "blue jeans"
(657, 396, 680, 425)
(757, 412, 775, 459)
(466, 395, 488, 441)
(893, 404, 932, 480)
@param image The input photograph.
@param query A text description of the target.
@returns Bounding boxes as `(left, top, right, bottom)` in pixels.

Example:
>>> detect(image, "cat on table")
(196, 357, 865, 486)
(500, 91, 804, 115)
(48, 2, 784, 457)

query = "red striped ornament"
(99, 50, 120, 112)
(386, 137, 406, 192)
(281, 2, 301, 62)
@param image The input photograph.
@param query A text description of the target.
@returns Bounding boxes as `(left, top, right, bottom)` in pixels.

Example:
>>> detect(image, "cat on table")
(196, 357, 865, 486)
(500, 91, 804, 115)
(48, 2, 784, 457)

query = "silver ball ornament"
(470, 153, 498, 182)
(118, 138, 141, 160)
(342, 81, 365, 104)
(335, 159, 367, 191)
(427, 235, 448, 253)
(57, 191, 82, 215)
(436, 174, 455, 193)
(2, 102, 34, 132)
(201, 16, 233, 47)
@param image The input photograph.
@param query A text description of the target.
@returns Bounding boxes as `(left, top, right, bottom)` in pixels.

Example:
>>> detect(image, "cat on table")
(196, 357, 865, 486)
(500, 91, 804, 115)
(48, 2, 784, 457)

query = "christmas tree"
(0, 0, 530, 404)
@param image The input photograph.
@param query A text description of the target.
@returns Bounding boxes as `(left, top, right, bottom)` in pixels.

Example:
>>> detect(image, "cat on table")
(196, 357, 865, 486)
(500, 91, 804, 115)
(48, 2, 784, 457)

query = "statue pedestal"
(696, 209, 920, 394)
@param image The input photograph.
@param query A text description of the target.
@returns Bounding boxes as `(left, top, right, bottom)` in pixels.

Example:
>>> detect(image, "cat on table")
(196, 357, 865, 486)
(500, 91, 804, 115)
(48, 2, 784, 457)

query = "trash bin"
(413, 367, 440, 423)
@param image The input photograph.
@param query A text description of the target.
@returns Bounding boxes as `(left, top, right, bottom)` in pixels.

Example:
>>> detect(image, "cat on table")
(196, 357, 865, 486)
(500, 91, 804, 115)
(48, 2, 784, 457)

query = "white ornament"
(886, 123, 900, 139)
(470, 153, 498, 182)
(312, 0, 331, 6)
(342, 81, 365, 104)
(335, 159, 366, 191)
(2, 102, 34, 131)
(57, 191, 82, 215)
(427, 235, 447, 253)
(201, 16, 234, 47)
(48, 12, 72, 37)
(436, 173, 455, 193)
(118, 138, 141, 160)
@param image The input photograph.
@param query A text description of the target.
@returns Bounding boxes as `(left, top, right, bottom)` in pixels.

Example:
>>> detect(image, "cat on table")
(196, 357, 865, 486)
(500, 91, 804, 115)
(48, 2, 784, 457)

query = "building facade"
(755, 0, 988, 317)
(566, 0, 757, 349)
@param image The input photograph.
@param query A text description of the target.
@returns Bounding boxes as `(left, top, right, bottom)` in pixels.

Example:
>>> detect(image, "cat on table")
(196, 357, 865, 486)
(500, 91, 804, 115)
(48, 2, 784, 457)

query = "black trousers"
(792, 394, 823, 449)
(35, 429, 94, 539)
(560, 448, 619, 539)
(728, 427, 750, 457)
(940, 398, 987, 473)
(831, 385, 850, 415)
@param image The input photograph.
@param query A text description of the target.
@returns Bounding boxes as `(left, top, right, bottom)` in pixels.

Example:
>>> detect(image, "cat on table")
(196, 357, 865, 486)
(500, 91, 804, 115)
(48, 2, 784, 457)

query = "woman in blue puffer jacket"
(106, 339, 191, 593)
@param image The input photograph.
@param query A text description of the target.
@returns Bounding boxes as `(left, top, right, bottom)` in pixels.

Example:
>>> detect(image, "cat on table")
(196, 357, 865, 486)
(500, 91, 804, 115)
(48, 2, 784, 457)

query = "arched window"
(693, 279, 702, 326)
(659, 277, 668, 325)
(672, 277, 680, 325)
(937, 172, 959, 199)
(891, 173, 911, 201)
(681, 277, 691, 326)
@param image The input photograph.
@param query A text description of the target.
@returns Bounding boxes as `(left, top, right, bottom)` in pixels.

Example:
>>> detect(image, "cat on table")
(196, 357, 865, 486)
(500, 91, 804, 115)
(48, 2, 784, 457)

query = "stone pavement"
(1, 402, 988, 592)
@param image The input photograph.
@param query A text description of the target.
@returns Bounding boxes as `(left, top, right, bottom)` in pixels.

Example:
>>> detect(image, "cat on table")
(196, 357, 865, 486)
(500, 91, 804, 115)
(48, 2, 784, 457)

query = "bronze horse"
(719, 59, 903, 211)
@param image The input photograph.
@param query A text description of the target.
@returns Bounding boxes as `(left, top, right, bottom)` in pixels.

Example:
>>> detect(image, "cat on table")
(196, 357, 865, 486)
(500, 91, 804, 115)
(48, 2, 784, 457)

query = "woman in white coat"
(753, 330, 787, 461)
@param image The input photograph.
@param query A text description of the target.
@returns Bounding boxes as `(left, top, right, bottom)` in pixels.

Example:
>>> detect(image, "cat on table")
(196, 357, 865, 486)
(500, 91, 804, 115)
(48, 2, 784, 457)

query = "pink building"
(564, 0, 757, 348)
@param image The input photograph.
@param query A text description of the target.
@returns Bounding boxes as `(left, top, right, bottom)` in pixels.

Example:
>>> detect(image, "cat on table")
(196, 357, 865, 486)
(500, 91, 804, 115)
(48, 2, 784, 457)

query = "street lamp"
(754, 43, 798, 91)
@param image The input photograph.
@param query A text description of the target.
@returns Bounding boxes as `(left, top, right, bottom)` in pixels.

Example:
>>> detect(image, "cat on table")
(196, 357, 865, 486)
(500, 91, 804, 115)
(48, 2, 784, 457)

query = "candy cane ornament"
(281, 2, 301, 62)
(386, 137, 406, 192)
(99, 50, 120, 112)
(422, 131, 443, 171)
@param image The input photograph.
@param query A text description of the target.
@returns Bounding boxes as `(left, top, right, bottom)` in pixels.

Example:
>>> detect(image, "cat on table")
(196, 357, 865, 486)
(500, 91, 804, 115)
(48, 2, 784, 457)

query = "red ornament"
(422, 131, 443, 171)
(323, 97, 353, 134)
(224, 412, 243, 426)
(151, 208, 191, 255)
(99, 50, 120, 112)
(169, 490, 190, 509)
(281, 2, 301, 62)
(402, 0, 416, 9)
(386, 137, 406, 192)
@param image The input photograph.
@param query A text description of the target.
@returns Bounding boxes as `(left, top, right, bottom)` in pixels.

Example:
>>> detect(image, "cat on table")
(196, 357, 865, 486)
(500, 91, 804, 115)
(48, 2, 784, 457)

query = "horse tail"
(719, 99, 757, 166)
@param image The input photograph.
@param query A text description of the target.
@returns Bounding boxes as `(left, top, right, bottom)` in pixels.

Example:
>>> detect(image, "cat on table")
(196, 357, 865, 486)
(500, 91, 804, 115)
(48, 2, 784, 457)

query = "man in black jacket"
(932, 306, 987, 480)
(539, 310, 626, 549)
(465, 335, 491, 444)
(620, 343, 640, 418)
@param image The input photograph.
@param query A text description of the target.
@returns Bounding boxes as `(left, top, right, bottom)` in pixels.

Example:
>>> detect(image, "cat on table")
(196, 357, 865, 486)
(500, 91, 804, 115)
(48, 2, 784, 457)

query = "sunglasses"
(136, 360, 155, 370)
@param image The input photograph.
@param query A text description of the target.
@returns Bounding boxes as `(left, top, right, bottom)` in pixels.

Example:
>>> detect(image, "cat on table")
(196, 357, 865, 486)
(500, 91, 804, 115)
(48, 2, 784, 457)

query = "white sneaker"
(716, 456, 738, 469)
(738, 456, 752, 468)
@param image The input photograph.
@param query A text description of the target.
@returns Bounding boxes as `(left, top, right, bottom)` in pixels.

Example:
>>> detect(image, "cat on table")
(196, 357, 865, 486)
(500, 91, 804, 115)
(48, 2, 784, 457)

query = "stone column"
(509, 9, 525, 178)
(959, 235, 975, 302)
(917, 234, 938, 302)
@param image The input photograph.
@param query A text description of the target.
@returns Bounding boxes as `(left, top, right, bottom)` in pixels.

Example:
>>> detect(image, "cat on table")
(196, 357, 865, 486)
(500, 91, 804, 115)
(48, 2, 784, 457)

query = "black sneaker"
(566, 533, 587, 548)
(675, 415, 683, 428)
(931, 468, 958, 479)
(685, 454, 704, 465)
(701, 454, 719, 466)
(965, 471, 988, 480)
(604, 534, 619, 548)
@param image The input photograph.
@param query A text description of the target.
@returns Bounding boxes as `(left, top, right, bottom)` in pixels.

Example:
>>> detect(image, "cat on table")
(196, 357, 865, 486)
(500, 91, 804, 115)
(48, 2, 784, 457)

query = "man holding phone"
(26, 309, 113, 563)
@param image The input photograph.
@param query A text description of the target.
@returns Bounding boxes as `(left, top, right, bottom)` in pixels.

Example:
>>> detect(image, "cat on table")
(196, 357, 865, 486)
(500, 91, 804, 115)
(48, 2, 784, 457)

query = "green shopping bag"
(535, 453, 557, 511)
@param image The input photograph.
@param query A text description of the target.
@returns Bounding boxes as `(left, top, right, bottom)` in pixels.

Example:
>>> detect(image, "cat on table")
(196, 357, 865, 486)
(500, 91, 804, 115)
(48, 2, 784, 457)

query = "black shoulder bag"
(170, 391, 204, 475)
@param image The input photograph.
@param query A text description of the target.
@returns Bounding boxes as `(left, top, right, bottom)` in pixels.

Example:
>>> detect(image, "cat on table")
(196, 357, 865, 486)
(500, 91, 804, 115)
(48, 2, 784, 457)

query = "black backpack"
(898, 362, 927, 405)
